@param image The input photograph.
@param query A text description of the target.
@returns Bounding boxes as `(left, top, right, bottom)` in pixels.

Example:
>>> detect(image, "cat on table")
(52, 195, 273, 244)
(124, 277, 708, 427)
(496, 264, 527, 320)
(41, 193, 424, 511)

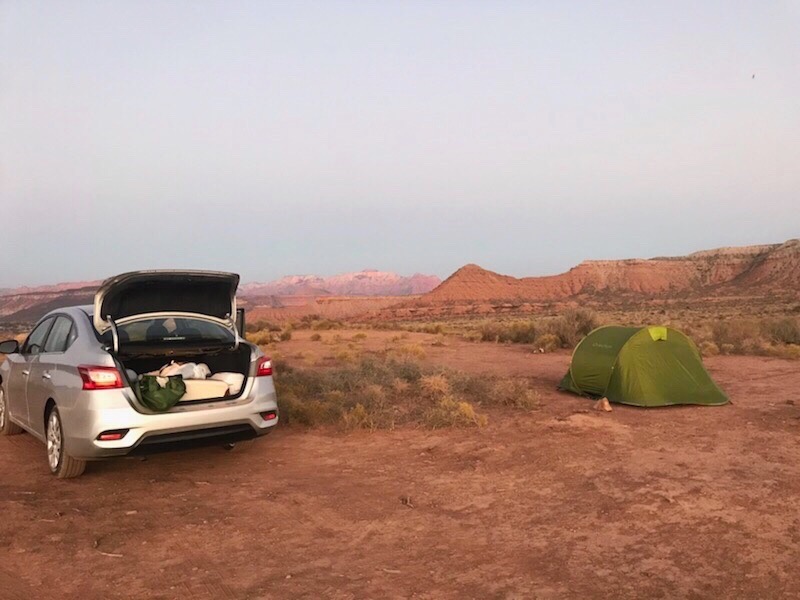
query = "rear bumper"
(127, 423, 263, 456)
(59, 378, 279, 460)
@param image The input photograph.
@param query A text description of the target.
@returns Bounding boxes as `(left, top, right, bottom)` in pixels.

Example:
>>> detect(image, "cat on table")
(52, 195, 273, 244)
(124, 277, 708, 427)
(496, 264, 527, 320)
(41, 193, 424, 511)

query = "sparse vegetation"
(360, 308, 799, 359)
(274, 354, 539, 430)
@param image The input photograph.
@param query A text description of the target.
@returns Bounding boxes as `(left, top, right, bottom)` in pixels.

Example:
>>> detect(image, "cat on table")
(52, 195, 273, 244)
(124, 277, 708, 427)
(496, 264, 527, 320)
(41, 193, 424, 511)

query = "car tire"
(0, 387, 23, 436)
(223, 439, 256, 452)
(46, 406, 86, 479)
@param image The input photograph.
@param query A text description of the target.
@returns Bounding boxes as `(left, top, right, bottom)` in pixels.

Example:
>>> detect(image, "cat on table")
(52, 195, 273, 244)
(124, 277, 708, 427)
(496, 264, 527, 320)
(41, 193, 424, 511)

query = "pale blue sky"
(1, 1, 798, 286)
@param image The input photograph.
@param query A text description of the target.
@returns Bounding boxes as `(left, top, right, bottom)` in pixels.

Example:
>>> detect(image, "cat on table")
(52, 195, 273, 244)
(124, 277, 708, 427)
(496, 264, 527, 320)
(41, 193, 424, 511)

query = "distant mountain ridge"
(424, 239, 800, 302)
(241, 270, 441, 297)
(0, 270, 442, 323)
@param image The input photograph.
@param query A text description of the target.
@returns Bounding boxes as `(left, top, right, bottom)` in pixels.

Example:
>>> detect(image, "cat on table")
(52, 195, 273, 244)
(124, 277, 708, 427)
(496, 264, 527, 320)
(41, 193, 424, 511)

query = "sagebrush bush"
(488, 378, 540, 410)
(762, 317, 800, 345)
(546, 308, 599, 348)
(711, 319, 762, 354)
(310, 333, 322, 342)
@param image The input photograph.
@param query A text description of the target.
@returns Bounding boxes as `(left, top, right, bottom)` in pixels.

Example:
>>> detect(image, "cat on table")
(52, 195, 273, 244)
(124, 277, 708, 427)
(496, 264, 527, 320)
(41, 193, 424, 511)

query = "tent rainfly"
(559, 325, 728, 407)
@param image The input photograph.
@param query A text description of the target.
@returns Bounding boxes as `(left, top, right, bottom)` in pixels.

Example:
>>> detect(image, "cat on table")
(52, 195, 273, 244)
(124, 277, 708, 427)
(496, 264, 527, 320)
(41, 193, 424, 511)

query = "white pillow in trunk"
(210, 372, 246, 395)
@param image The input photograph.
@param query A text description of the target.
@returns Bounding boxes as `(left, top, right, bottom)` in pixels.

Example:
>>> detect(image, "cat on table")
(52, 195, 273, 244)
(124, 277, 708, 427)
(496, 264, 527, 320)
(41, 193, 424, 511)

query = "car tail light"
(97, 429, 129, 441)
(256, 356, 273, 377)
(78, 365, 123, 390)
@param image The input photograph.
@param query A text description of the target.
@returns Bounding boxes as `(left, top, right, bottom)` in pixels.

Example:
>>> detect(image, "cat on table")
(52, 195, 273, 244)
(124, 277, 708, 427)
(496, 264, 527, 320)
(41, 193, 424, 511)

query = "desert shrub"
(247, 330, 275, 346)
(536, 333, 560, 353)
(423, 396, 487, 429)
(277, 394, 342, 426)
(479, 320, 537, 344)
(351, 332, 368, 342)
(246, 320, 281, 333)
(273, 356, 538, 430)
(334, 348, 358, 363)
(711, 319, 762, 354)
(312, 319, 343, 331)
(342, 403, 380, 430)
(430, 335, 446, 347)
(762, 318, 800, 345)
(420, 374, 451, 398)
(310, 333, 322, 342)
(391, 378, 410, 394)
(391, 343, 427, 360)
(463, 330, 483, 343)
(547, 308, 599, 348)
(699, 341, 720, 357)
(486, 378, 540, 410)
(771, 345, 800, 360)
(279, 330, 293, 342)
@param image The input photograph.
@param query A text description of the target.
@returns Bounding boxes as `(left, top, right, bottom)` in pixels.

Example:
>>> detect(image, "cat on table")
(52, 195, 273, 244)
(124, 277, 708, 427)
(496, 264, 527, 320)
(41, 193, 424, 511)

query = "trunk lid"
(93, 270, 240, 333)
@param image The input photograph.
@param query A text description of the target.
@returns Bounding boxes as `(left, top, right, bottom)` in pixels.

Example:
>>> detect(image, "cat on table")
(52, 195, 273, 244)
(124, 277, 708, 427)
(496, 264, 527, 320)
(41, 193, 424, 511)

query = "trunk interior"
(117, 345, 252, 404)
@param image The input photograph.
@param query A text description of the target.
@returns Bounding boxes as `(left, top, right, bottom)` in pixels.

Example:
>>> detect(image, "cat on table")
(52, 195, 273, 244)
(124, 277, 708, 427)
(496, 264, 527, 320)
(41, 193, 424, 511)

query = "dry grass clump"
(487, 378, 541, 410)
(310, 333, 322, 342)
(479, 319, 537, 344)
(535, 333, 561, 353)
(707, 317, 800, 357)
(274, 356, 539, 430)
(246, 330, 274, 346)
(390, 343, 427, 360)
(420, 374, 451, 398)
(423, 396, 488, 429)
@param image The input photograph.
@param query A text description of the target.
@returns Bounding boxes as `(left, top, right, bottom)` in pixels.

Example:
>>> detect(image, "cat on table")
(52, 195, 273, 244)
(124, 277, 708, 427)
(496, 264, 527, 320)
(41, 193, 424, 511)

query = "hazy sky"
(1, 1, 798, 287)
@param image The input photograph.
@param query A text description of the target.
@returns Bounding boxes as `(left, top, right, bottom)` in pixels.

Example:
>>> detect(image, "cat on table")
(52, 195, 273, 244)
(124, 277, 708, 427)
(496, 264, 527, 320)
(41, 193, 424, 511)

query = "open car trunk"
(118, 345, 252, 405)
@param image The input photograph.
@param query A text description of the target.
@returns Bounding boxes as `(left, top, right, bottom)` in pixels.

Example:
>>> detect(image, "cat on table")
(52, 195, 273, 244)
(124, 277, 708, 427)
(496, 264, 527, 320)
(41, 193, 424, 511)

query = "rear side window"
(22, 318, 55, 355)
(44, 316, 74, 353)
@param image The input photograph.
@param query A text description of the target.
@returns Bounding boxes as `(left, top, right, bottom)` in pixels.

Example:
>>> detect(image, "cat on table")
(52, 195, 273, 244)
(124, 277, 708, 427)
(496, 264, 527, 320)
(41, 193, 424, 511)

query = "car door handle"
(22, 370, 30, 377)
(42, 372, 52, 380)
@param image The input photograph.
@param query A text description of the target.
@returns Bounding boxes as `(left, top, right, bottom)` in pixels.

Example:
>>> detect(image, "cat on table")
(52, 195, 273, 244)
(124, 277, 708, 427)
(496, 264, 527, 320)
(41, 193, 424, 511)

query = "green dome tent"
(559, 326, 728, 407)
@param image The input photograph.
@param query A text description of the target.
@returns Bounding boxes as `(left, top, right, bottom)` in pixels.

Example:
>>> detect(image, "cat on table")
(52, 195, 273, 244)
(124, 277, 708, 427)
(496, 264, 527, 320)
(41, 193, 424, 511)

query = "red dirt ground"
(1, 335, 800, 599)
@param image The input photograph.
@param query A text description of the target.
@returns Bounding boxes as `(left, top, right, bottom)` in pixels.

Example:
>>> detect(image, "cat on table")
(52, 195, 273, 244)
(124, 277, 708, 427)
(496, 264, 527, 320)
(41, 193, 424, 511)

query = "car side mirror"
(0, 340, 20, 354)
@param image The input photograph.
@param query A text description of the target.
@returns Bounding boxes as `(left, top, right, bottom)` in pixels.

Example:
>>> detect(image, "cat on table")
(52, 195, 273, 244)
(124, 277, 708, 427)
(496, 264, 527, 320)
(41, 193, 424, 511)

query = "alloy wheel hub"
(47, 413, 61, 471)
(0, 390, 5, 429)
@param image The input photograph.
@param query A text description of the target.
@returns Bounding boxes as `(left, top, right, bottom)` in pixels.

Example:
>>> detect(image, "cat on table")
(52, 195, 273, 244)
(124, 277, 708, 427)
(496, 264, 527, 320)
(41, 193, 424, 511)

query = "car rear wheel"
(0, 388, 23, 436)
(46, 407, 86, 479)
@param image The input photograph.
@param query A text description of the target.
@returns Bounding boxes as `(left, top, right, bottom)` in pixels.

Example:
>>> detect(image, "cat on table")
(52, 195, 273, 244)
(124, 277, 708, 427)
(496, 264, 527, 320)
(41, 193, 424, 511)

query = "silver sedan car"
(0, 270, 279, 478)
